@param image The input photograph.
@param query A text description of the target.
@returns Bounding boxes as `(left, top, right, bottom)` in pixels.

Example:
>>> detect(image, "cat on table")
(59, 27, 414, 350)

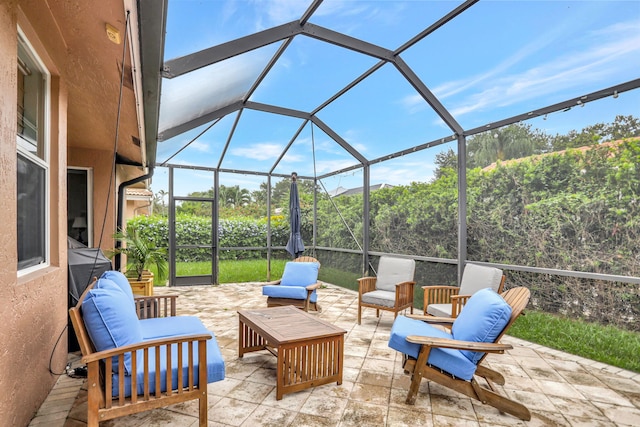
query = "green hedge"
(128, 214, 289, 261)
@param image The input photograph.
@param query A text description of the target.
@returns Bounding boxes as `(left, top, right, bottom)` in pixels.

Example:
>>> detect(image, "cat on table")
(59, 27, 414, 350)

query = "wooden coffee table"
(238, 305, 346, 400)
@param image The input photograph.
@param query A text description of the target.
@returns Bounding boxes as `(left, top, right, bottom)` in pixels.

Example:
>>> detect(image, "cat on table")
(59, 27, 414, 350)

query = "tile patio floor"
(30, 282, 640, 427)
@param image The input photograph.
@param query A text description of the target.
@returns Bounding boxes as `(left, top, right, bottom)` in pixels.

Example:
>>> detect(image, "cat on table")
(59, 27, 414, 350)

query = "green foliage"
(467, 123, 548, 168)
(144, 117, 639, 331)
(551, 114, 640, 151)
(107, 223, 168, 282)
(128, 214, 289, 262)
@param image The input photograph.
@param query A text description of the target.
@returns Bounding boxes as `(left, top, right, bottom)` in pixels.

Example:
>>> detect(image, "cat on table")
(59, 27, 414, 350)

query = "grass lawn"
(509, 310, 640, 373)
(150, 259, 640, 373)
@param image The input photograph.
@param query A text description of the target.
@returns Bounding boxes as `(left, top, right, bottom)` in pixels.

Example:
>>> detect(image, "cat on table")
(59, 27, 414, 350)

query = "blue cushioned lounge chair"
(389, 287, 531, 421)
(262, 256, 322, 312)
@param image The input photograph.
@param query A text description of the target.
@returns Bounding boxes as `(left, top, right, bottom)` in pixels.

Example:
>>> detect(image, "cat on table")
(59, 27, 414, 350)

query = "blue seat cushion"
(139, 316, 211, 340)
(111, 332, 225, 397)
(452, 288, 512, 364)
(82, 281, 143, 375)
(388, 315, 478, 381)
(100, 270, 135, 304)
(262, 285, 317, 303)
(280, 262, 319, 287)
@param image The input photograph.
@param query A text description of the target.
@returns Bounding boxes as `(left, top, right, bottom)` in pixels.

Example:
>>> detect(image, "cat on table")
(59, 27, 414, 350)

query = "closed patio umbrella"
(285, 172, 305, 258)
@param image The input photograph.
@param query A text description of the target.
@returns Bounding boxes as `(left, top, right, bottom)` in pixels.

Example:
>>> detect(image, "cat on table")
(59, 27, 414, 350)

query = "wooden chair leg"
(475, 365, 506, 386)
(87, 365, 101, 427)
(199, 391, 207, 427)
(470, 378, 531, 421)
(406, 346, 431, 405)
(358, 305, 362, 324)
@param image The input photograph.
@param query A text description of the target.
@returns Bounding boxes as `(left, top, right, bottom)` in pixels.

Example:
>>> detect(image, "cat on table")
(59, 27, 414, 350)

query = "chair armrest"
(82, 333, 213, 364)
(357, 277, 377, 295)
(305, 281, 322, 291)
(134, 295, 179, 319)
(450, 294, 471, 318)
(406, 314, 455, 327)
(422, 285, 460, 310)
(264, 279, 282, 286)
(406, 335, 513, 353)
(395, 280, 416, 289)
(395, 281, 416, 305)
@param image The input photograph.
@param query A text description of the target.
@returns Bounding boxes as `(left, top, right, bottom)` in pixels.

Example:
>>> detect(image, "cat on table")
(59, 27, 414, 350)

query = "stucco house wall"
(0, 3, 69, 426)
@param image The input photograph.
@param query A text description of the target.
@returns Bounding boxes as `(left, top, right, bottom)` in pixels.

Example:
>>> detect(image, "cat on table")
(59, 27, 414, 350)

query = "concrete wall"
(1, 3, 70, 426)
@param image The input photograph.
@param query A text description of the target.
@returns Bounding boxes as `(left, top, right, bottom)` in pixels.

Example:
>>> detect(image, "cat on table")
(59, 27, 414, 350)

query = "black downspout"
(114, 169, 154, 270)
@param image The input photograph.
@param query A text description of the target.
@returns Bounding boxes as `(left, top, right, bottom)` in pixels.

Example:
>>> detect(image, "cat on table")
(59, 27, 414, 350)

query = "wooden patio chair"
(423, 263, 505, 318)
(358, 256, 416, 324)
(262, 256, 322, 312)
(389, 287, 531, 421)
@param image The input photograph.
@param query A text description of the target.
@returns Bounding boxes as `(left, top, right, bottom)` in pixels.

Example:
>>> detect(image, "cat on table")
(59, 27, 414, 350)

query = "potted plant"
(108, 223, 168, 296)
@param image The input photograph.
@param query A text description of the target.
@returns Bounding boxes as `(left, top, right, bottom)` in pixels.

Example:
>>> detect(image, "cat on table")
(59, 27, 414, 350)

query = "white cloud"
(251, 0, 309, 29)
(372, 161, 436, 186)
(400, 93, 426, 114)
(189, 140, 212, 153)
(314, 158, 360, 174)
(436, 18, 640, 118)
(230, 142, 285, 161)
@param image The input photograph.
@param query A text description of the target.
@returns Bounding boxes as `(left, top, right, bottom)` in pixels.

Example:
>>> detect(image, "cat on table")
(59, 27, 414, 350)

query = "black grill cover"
(68, 246, 112, 351)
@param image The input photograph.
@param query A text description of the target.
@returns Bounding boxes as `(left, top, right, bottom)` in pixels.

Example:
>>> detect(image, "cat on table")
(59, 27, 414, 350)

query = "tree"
(467, 123, 549, 169)
(433, 148, 457, 180)
(176, 189, 214, 217)
(252, 182, 270, 206)
(151, 189, 168, 217)
(220, 185, 251, 208)
(606, 115, 640, 140)
(550, 115, 640, 151)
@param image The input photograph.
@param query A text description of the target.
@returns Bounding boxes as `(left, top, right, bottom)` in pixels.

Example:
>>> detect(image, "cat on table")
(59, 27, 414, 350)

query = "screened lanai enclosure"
(132, 0, 640, 331)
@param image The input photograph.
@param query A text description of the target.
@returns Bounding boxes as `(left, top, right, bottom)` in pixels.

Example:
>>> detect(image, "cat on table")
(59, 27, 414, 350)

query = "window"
(17, 30, 49, 272)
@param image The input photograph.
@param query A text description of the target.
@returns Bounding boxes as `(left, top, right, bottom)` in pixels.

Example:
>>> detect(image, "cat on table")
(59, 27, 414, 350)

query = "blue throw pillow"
(280, 262, 319, 287)
(82, 283, 143, 375)
(451, 288, 512, 364)
(100, 270, 134, 304)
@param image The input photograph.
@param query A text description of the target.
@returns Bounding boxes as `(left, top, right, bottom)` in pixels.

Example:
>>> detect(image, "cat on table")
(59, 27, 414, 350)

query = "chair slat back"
(294, 256, 320, 265)
(492, 287, 530, 344)
(472, 286, 530, 366)
(68, 277, 99, 357)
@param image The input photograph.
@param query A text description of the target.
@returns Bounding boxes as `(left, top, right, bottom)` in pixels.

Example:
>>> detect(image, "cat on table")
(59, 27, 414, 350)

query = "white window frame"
(17, 27, 50, 276)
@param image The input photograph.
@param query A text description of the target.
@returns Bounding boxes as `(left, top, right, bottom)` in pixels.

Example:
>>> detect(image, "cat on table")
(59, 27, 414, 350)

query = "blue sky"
(152, 0, 640, 197)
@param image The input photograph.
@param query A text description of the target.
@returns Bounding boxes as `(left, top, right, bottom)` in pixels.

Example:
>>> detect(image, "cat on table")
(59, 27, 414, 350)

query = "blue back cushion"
(100, 270, 134, 304)
(82, 280, 143, 375)
(280, 262, 319, 287)
(452, 288, 512, 364)
(388, 315, 478, 381)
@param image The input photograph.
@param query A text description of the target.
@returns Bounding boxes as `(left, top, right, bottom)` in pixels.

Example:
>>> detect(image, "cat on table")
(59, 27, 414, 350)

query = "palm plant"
(108, 223, 168, 282)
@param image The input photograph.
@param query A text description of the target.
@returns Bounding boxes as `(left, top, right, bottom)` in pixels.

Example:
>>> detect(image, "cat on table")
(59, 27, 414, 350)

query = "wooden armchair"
(389, 287, 531, 421)
(262, 256, 322, 312)
(69, 277, 222, 427)
(358, 256, 416, 324)
(423, 263, 505, 318)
